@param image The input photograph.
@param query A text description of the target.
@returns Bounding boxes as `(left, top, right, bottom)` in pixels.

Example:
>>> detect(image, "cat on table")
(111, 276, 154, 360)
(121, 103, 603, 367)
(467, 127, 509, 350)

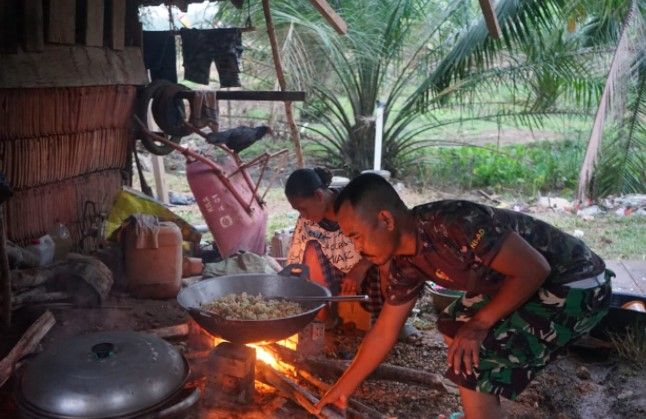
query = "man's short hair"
(334, 173, 407, 217)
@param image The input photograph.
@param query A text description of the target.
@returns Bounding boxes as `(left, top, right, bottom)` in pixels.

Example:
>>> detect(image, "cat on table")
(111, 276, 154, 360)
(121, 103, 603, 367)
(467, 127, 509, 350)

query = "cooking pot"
(177, 264, 331, 344)
(16, 331, 199, 419)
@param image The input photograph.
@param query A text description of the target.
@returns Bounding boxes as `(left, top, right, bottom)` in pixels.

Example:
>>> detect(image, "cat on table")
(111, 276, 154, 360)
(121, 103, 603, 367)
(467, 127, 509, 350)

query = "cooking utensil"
(177, 264, 331, 344)
(266, 294, 369, 303)
(16, 331, 198, 419)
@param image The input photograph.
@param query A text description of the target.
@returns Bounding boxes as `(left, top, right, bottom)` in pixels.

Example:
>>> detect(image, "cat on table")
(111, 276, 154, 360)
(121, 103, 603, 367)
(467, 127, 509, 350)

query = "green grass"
(534, 212, 646, 260)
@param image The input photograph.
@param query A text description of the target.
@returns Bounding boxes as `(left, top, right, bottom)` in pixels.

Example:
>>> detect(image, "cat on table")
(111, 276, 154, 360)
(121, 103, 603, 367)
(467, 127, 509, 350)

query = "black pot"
(16, 331, 199, 419)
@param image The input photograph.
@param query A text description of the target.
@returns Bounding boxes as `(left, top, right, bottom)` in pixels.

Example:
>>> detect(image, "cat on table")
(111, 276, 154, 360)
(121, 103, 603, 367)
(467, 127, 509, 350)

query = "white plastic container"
(49, 222, 73, 260)
(25, 234, 55, 266)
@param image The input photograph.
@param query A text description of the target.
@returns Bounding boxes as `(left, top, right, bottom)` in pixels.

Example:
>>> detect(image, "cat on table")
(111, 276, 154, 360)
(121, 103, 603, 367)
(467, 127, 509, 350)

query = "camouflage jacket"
(386, 200, 605, 305)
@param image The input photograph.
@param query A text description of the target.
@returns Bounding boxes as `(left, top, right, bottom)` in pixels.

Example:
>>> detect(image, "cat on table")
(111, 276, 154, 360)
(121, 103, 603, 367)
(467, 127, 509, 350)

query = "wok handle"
(278, 263, 310, 281)
(284, 295, 370, 302)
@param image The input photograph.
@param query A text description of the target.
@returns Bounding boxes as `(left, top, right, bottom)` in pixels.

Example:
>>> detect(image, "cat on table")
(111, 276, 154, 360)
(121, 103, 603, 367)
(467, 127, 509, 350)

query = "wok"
(177, 265, 331, 344)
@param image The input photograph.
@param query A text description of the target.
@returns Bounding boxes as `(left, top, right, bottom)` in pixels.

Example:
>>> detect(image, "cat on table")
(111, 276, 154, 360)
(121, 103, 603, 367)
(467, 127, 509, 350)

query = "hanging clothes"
(142, 31, 178, 83)
(180, 28, 243, 87)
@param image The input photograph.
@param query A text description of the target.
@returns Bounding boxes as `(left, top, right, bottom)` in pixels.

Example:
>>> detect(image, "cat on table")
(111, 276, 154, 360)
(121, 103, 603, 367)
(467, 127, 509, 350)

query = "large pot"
(16, 331, 199, 419)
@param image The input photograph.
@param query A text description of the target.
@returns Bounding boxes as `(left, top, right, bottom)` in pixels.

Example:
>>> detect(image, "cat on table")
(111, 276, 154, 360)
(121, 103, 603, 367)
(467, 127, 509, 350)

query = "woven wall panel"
(1, 86, 135, 245)
(4, 169, 122, 246)
(1, 128, 129, 190)
(0, 86, 136, 140)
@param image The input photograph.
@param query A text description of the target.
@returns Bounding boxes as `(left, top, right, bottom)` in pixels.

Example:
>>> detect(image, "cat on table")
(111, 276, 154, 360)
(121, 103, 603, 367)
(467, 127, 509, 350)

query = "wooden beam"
(307, 0, 347, 35)
(0, 46, 148, 87)
(23, 0, 45, 51)
(80, 0, 104, 47)
(478, 0, 501, 39)
(151, 155, 169, 204)
(106, 0, 125, 50)
(47, 0, 77, 45)
(262, 0, 304, 168)
(215, 90, 306, 102)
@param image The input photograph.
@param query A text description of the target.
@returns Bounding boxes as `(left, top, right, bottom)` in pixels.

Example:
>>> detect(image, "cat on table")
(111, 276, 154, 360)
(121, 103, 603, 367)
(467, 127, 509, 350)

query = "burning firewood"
(256, 360, 344, 419)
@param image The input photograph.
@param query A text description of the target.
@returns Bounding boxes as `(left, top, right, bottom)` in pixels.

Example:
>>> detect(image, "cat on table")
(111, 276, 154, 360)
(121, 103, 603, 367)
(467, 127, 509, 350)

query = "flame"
(211, 335, 298, 373)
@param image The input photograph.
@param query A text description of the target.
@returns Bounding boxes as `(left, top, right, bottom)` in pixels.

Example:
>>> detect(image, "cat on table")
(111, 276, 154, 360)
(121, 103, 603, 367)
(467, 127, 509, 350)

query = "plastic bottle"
(50, 221, 73, 260)
(25, 234, 55, 266)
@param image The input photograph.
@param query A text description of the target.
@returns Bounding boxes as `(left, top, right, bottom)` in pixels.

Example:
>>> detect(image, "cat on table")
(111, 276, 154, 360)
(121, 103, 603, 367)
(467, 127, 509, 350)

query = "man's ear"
(377, 210, 396, 231)
(314, 189, 325, 202)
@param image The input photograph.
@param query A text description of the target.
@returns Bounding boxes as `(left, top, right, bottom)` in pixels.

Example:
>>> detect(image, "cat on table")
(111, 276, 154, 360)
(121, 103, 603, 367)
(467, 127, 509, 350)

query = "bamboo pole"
(261, 0, 304, 168)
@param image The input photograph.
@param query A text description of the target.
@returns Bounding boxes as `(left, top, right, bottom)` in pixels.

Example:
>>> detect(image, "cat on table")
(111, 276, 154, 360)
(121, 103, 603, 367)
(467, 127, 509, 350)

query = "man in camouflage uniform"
(316, 173, 611, 418)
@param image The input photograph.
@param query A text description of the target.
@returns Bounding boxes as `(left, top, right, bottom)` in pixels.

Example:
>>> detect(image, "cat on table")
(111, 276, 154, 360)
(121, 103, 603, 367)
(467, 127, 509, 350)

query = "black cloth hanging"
(180, 28, 243, 87)
(143, 31, 178, 83)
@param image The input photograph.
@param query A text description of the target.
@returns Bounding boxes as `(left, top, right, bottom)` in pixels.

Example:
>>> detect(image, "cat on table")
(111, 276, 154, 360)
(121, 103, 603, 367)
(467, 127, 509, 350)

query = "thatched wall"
(0, 1, 149, 247)
(0, 86, 136, 245)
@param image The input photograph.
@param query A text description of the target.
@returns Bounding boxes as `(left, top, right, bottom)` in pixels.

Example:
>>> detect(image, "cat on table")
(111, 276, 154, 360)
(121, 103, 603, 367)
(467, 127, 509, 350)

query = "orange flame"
(211, 335, 298, 373)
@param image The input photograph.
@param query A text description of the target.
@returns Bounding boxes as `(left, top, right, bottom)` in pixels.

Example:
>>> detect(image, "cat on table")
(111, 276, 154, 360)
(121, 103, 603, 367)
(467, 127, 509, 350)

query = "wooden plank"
(307, 0, 347, 35)
(215, 90, 306, 102)
(23, 0, 45, 51)
(0, 0, 19, 53)
(80, 0, 104, 47)
(106, 0, 125, 50)
(47, 0, 77, 45)
(0, 46, 148, 87)
(478, 0, 501, 39)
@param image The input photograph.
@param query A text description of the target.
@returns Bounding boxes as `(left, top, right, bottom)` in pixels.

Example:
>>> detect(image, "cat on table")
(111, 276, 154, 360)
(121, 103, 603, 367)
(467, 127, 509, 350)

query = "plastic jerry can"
(25, 234, 55, 266)
(124, 221, 183, 299)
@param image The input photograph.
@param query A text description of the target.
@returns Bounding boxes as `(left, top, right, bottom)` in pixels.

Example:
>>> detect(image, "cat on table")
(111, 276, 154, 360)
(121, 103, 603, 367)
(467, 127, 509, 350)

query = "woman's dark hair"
(285, 168, 333, 198)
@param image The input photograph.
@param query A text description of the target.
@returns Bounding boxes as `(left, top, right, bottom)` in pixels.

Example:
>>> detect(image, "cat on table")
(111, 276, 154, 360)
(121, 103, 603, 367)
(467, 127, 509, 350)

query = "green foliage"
(418, 140, 586, 194)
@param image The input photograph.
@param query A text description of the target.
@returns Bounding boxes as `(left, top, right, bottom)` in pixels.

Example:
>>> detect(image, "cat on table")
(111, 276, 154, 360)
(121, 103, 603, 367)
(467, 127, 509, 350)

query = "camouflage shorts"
(438, 270, 612, 400)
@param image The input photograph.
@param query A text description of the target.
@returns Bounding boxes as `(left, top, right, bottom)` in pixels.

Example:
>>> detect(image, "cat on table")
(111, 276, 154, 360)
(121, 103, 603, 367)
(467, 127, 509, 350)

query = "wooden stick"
(267, 343, 456, 394)
(298, 369, 386, 419)
(256, 360, 344, 419)
(261, 0, 304, 168)
(0, 310, 56, 388)
(12, 288, 69, 306)
(0, 210, 11, 330)
(143, 323, 190, 340)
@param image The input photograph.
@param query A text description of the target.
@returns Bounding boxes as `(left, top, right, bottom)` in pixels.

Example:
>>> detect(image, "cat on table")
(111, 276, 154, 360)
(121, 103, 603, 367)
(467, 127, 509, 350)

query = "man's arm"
(316, 297, 417, 411)
(447, 231, 551, 375)
(341, 258, 373, 294)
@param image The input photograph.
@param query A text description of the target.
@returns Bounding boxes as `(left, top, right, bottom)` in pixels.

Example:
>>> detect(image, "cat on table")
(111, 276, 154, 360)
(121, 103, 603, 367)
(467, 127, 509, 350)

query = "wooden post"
(23, 0, 45, 51)
(81, 0, 104, 47)
(46, 0, 76, 45)
(307, 0, 347, 35)
(151, 155, 169, 204)
(261, 0, 304, 168)
(0, 211, 11, 331)
(478, 0, 501, 39)
(106, 0, 125, 50)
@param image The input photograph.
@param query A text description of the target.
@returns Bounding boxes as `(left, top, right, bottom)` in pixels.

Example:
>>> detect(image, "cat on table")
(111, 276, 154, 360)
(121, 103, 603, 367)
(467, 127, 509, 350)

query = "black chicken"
(206, 125, 272, 153)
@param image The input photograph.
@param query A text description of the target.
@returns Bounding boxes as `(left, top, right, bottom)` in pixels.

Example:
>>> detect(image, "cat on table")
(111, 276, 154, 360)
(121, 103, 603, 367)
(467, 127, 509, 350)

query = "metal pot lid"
(19, 330, 188, 418)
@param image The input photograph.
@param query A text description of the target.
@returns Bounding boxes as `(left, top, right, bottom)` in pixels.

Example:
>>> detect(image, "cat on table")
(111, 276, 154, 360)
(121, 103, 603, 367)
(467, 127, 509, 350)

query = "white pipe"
(373, 101, 385, 171)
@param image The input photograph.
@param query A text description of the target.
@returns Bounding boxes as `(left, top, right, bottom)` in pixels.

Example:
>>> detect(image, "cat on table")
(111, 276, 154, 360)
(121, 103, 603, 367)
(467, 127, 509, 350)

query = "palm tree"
(216, 0, 645, 194)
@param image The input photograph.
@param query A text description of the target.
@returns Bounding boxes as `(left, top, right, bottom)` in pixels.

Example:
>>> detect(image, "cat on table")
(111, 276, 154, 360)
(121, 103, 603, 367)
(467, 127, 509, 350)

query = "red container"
(187, 156, 267, 258)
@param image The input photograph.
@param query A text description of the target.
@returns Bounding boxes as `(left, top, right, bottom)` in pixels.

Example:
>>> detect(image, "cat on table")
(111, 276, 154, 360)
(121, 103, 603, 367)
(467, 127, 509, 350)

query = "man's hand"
(341, 273, 362, 294)
(447, 319, 490, 375)
(315, 383, 349, 413)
